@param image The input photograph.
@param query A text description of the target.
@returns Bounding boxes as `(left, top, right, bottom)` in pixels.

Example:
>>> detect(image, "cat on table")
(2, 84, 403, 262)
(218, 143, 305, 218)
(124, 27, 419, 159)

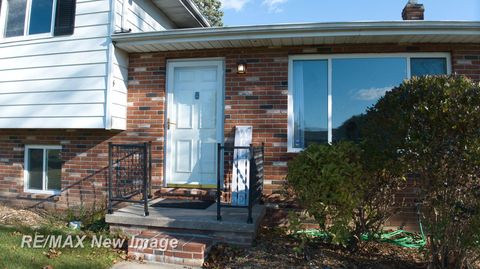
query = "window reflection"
(29, 0, 55, 35)
(411, 58, 447, 77)
(5, 0, 27, 37)
(28, 149, 44, 190)
(332, 58, 407, 142)
(47, 149, 62, 191)
(292, 60, 328, 148)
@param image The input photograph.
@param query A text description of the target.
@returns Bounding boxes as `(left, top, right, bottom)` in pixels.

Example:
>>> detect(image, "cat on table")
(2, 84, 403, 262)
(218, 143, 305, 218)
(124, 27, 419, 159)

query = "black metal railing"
(107, 142, 152, 216)
(216, 143, 265, 223)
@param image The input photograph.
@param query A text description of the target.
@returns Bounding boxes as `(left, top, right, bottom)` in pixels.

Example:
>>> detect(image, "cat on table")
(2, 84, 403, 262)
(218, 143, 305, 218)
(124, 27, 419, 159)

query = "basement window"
(24, 145, 62, 194)
(288, 53, 450, 152)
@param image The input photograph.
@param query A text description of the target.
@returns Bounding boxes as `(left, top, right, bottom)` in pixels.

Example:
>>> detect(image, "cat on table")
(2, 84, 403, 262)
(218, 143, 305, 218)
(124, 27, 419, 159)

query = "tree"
(192, 0, 224, 27)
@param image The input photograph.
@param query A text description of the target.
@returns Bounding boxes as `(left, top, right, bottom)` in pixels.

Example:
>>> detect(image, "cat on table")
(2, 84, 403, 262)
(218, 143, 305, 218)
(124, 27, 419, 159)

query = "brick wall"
(128, 43, 479, 195)
(0, 43, 478, 214)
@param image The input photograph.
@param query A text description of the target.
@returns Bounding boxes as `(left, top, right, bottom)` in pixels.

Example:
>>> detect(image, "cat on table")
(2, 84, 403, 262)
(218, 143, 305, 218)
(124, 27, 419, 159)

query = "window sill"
(23, 189, 61, 196)
(18, 192, 61, 201)
(287, 147, 303, 153)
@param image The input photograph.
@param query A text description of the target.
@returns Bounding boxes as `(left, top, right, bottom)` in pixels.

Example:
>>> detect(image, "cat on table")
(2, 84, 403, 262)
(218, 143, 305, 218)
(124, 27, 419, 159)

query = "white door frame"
(164, 58, 225, 187)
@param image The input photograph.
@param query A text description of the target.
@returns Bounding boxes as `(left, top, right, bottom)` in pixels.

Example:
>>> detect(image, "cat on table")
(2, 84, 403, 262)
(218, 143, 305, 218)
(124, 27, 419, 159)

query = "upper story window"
(288, 53, 451, 151)
(3, 0, 56, 37)
(0, 0, 76, 39)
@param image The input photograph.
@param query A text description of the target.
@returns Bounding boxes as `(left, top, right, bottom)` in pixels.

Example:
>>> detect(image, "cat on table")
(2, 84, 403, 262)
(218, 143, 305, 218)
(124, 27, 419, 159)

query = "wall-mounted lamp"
(237, 61, 247, 74)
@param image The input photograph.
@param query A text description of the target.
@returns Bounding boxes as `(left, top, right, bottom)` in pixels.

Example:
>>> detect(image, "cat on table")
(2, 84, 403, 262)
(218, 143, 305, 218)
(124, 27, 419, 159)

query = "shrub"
(366, 75, 480, 268)
(287, 141, 403, 250)
(64, 205, 109, 233)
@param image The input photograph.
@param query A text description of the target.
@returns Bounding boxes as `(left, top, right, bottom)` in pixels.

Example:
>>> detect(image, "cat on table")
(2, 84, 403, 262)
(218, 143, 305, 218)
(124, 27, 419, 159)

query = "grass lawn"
(0, 225, 121, 269)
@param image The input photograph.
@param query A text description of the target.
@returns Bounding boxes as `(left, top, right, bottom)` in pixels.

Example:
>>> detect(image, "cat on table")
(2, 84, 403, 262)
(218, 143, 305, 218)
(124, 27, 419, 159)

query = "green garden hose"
(298, 224, 426, 249)
(298, 202, 427, 249)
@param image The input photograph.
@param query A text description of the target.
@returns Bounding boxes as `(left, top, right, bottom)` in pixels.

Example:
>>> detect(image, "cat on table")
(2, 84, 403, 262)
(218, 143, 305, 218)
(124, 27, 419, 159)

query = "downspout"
(113, 0, 131, 33)
(120, 0, 131, 32)
(121, 0, 126, 30)
(105, 0, 116, 130)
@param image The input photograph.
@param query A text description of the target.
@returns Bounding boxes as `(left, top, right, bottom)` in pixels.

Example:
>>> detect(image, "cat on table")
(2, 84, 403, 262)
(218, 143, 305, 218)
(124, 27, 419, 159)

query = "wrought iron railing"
(216, 143, 265, 223)
(107, 142, 152, 216)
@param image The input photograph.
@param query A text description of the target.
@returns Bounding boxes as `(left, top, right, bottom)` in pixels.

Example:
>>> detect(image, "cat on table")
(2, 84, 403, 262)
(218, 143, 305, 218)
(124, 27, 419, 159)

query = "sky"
(219, 0, 480, 26)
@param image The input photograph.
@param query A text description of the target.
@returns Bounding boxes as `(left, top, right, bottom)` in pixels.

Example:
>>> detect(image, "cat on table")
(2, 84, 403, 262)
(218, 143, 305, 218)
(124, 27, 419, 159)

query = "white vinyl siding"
(0, 0, 178, 129)
(0, 77, 106, 94)
(0, 50, 108, 70)
(0, 0, 110, 129)
(108, 0, 177, 129)
(0, 63, 107, 81)
(114, 0, 176, 33)
(0, 90, 104, 104)
(110, 48, 128, 130)
(0, 117, 105, 128)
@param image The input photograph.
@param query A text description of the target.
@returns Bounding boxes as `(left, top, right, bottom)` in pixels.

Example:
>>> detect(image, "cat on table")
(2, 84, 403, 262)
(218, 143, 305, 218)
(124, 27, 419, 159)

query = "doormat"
(151, 199, 214, 210)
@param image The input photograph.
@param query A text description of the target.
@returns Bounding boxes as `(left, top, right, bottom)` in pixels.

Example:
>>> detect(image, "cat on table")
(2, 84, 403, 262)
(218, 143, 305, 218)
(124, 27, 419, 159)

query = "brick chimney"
(402, 0, 425, 20)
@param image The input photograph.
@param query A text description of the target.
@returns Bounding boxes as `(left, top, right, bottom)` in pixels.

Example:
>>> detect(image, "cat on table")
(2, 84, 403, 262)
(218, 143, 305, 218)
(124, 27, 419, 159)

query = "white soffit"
(153, 0, 210, 28)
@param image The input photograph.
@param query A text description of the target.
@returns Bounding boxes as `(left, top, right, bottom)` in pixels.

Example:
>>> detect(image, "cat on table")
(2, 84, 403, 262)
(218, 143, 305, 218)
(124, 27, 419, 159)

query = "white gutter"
(112, 21, 480, 45)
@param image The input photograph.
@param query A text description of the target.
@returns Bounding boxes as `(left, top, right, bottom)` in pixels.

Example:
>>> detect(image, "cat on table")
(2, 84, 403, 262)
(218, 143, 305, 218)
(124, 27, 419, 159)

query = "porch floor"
(106, 198, 266, 236)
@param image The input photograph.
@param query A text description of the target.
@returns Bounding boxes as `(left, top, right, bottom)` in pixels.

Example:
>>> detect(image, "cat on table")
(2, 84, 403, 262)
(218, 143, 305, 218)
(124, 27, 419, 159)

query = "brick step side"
(127, 231, 213, 267)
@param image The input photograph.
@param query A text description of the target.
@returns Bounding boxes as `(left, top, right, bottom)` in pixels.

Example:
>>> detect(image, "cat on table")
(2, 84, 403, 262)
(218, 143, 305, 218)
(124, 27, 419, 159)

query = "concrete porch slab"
(106, 200, 266, 234)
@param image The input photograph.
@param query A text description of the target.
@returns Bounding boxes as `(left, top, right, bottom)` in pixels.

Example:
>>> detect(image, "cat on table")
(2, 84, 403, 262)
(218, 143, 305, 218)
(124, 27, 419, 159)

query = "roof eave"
(112, 21, 480, 52)
(180, 0, 211, 27)
(153, 0, 210, 28)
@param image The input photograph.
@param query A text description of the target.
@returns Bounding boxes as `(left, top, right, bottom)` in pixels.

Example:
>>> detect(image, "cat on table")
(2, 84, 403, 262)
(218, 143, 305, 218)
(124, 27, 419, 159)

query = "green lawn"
(0, 225, 121, 269)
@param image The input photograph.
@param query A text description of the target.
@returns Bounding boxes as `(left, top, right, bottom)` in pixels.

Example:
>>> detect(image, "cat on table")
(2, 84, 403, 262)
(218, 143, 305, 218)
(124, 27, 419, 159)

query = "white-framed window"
(288, 52, 451, 152)
(0, 0, 57, 39)
(24, 145, 62, 194)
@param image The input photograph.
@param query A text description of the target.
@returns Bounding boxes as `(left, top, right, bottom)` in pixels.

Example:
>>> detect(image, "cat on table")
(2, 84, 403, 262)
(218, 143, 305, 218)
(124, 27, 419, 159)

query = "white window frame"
(24, 145, 62, 195)
(0, 0, 57, 41)
(288, 52, 452, 152)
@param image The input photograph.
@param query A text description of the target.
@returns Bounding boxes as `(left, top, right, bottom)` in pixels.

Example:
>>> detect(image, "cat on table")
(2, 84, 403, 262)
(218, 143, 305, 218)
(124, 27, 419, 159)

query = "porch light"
(237, 61, 247, 74)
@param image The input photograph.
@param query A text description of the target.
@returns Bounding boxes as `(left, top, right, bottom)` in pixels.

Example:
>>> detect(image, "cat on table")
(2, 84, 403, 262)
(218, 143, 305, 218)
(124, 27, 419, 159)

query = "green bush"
(287, 141, 403, 250)
(365, 75, 480, 268)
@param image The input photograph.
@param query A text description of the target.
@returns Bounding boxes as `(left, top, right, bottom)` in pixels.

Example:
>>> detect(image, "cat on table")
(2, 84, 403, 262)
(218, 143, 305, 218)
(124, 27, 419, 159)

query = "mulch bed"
(204, 207, 428, 269)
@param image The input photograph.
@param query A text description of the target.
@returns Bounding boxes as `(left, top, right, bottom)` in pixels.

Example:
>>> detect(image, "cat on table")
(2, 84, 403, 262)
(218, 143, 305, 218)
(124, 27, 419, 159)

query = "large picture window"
(1, 0, 56, 38)
(288, 53, 450, 151)
(24, 145, 62, 194)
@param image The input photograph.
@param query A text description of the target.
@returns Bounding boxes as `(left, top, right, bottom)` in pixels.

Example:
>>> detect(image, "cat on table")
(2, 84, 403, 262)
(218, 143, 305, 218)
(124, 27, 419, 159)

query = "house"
(0, 0, 207, 197)
(0, 0, 479, 266)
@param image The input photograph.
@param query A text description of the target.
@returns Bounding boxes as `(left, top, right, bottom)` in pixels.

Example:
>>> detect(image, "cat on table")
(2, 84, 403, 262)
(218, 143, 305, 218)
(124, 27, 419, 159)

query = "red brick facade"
(0, 44, 479, 217)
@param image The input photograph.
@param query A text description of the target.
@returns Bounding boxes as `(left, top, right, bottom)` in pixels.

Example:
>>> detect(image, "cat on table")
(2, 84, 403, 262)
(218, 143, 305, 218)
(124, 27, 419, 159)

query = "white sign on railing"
(231, 126, 252, 206)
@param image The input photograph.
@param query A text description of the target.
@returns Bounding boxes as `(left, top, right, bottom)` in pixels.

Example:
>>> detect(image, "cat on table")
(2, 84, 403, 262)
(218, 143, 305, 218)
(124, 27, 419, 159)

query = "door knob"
(167, 118, 176, 130)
